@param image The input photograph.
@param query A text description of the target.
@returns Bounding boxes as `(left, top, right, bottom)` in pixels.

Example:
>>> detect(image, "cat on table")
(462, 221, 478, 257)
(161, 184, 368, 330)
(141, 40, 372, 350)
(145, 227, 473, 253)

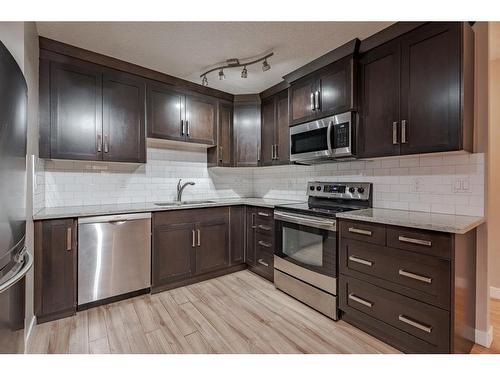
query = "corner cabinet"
(208, 100, 233, 167)
(39, 59, 146, 163)
(34, 219, 77, 323)
(260, 90, 289, 166)
(233, 95, 261, 167)
(357, 22, 474, 158)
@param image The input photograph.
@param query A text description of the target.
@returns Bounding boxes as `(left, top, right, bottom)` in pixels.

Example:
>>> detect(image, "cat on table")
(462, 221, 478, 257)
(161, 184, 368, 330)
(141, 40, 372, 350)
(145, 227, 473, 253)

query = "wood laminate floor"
(27, 270, 400, 354)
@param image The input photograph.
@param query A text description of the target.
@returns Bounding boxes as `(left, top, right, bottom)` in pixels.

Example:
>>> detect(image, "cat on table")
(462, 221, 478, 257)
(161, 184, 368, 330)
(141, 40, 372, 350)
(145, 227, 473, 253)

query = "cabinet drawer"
(255, 233, 274, 255)
(256, 221, 274, 235)
(253, 243, 274, 281)
(339, 276, 450, 352)
(153, 207, 228, 226)
(340, 239, 451, 309)
(255, 208, 274, 227)
(387, 226, 452, 259)
(339, 220, 386, 245)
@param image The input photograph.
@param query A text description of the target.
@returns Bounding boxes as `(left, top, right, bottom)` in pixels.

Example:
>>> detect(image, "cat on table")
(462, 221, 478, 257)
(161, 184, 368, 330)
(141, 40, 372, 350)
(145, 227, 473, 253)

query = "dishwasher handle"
(78, 212, 152, 224)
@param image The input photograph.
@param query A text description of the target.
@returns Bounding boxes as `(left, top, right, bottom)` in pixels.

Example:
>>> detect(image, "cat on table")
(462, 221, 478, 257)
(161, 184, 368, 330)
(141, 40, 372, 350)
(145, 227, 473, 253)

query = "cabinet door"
(195, 216, 229, 274)
(35, 219, 76, 322)
(152, 222, 195, 287)
(230, 206, 245, 265)
(400, 23, 462, 155)
(103, 72, 146, 162)
(49, 62, 102, 161)
(317, 57, 353, 117)
(245, 207, 257, 266)
(358, 40, 401, 158)
(275, 90, 290, 164)
(218, 101, 233, 166)
(185, 94, 217, 145)
(289, 76, 316, 125)
(147, 82, 185, 141)
(233, 103, 260, 167)
(260, 97, 276, 166)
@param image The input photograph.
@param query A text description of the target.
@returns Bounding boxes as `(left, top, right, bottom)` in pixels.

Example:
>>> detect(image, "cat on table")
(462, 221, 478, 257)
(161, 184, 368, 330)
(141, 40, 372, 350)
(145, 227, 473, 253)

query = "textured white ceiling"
(36, 22, 393, 94)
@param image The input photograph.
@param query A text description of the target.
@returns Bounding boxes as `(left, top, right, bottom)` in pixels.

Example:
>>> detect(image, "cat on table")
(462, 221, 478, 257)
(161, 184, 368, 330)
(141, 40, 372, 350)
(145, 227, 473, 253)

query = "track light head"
(201, 75, 208, 86)
(262, 59, 271, 72)
(218, 69, 225, 80)
(241, 66, 248, 79)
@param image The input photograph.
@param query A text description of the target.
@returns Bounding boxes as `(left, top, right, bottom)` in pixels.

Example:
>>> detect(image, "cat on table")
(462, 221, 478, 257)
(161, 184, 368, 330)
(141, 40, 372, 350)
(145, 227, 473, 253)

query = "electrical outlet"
(453, 178, 470, 193)
(411, 177, 423, 193)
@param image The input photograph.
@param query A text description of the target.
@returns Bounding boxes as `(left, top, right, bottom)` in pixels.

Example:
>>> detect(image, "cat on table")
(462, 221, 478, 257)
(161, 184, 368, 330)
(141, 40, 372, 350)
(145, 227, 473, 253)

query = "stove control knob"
(348, 187, 356, 194)
(357, 187, 365, 194)
(309, 186, 315, 191)
(316, 186, 322, 191)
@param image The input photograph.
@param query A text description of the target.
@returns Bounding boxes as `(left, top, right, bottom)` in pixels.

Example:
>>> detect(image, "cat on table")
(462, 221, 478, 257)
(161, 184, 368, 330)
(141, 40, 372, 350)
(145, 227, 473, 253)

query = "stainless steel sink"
(154, 200, 216, 207)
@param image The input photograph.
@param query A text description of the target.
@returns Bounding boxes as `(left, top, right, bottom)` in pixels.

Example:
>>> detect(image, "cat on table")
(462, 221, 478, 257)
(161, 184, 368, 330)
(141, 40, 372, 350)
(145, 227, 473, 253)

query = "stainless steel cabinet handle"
(192, 229, 196, 247)
(398, 236, 432, 247)
(181, 120, 184, 136)
(314, 90, 320, 110)
(258, 212, 270, 217)
(271, 144, 275, 160)
(66, 227, 72, 251)
(258, 258, 269, 267)
(398, 315, 432, 333)
(258, 224, 272, 231)
(97, 134, 102, 152)
(258, 240, 272, 248)
(251, 213, 256, 229)
(219, 146, 223, 162)
(348, 227, 372, 236)
(103, 135, 109, 153)
(197, 229, 201, 247)
(399, 269, 432, 284)
(348, 255, 373, 267)
(186, 120, 190, 136)
(392, 121, 399, 145)
(401, 120, 407, 144)
(348, 293, 373, 308)
(275, 144, 279, 160)
(310, 92, 315, 111)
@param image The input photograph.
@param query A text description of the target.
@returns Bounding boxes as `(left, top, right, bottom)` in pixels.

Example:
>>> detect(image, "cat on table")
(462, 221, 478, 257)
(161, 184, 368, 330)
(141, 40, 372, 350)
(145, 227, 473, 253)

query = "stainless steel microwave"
(289, 111, 355, 163)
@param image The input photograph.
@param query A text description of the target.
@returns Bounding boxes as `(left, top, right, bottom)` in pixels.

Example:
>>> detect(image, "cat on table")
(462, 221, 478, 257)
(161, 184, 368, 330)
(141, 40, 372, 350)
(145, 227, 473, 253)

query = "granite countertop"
(336, 208, 485, 234)
(33, 198, 303, 220)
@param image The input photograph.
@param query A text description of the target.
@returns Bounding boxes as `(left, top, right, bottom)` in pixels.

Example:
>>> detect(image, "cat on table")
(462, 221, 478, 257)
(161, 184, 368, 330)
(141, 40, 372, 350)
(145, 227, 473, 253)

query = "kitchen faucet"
(176, 179, 195, 203)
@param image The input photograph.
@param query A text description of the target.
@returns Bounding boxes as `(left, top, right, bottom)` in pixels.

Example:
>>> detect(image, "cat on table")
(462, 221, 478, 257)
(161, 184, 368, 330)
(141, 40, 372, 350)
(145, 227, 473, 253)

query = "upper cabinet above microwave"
(357, 22, 474, 158)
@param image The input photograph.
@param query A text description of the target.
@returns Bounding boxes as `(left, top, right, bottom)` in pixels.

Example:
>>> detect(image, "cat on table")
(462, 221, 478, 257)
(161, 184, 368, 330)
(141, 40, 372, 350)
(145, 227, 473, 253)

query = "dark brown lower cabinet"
(152, 207, 241, 292)
(34, 219, 77, 323)
(338, 219, 477, 354)
(245, 207, 275, 282)
(230, 206, 246, 265)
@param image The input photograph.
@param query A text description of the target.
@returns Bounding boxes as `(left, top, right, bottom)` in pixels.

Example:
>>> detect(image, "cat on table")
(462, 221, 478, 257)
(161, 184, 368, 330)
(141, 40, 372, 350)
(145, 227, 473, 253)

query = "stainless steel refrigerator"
(0, 40, 32, 353)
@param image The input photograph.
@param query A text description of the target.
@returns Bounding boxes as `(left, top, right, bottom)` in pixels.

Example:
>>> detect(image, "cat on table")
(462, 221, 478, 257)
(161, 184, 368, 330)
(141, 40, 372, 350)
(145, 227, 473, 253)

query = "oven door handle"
(274, 211, 337, 231)
(326, 121, 333, 155)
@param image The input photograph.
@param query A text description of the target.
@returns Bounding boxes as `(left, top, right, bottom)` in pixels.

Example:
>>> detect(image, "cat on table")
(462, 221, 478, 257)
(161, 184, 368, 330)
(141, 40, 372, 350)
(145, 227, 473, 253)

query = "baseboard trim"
(475, 325, 493, 348)
(490, 286, 500, 300)
(24, 316, 36, 354)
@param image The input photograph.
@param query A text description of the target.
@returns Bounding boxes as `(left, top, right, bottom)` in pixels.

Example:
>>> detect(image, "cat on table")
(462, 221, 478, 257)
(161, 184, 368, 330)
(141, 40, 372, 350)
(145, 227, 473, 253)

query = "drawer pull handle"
(348, 228, 372, 236)
(258, 258, 269, 267)
(398, 236, 432, 247)
(192, 229, 196, 248)
(66, 227, 72, 251)
(258, 224, 272, 231)
(398, 315, 432, 333)
(349, 256, 373, 267)
(258, 212, 271, 217)
(348, 293, 373, 308)
(399, 269, 432, 284)
(258, 240, 272, 248)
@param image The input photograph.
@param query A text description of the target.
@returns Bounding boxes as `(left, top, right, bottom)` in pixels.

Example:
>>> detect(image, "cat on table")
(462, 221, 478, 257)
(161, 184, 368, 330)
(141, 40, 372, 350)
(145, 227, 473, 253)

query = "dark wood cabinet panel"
(103, 72, 146, 162)
(218, 101, 233, 166)
(146, 82, 184, 141)
(230, 206, 245, 265)
(358, 41, 401, 158)
(195, 216, 229, 274)
(34, 219, 77, 323)
(400, 22, 462, 155)
(275, 91, 289, 164)
(152, 221, 195, 287)
(289, 76, 316, 126)
(233, 102, 260, 167)
(260, 97, 275, 166)
(49, 61, 102, 160)
(185, 94, 217, 145)
(317, 57, 353, 116)
(245, 207, 257, 266)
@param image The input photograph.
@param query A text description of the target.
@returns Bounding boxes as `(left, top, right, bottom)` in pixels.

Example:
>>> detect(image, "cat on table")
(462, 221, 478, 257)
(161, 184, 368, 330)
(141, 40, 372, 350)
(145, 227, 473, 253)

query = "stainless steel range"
(274, 181, 372, 320)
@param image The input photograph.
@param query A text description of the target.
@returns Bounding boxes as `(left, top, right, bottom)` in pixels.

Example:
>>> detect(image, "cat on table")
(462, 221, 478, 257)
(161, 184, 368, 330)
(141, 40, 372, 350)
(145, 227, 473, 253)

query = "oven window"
(282, 226, 323, 267)
(291, 127, 328, 155)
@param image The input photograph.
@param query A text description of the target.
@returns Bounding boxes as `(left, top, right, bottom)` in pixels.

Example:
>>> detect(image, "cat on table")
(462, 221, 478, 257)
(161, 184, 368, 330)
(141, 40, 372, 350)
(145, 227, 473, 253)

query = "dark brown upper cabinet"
(260, 90, 289, 166)
(233, 95, 261, 167)
(208, 100, 233, 167)
(289, 56, 355, 126)
(40, 59, 146, 163)
(147, 81, 217, 146)
(34, 219, 77, 323)
(103, 71, 146, 162)
(358, 22, 474, 158)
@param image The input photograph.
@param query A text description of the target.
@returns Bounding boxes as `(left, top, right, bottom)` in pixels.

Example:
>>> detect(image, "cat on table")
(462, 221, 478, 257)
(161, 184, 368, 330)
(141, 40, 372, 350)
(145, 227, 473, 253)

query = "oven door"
(274, 211, 337, 279)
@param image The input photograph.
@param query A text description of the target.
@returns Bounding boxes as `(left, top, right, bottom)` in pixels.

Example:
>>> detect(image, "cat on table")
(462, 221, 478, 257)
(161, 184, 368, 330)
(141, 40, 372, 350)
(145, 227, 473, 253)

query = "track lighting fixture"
(200, 51, 273, 86)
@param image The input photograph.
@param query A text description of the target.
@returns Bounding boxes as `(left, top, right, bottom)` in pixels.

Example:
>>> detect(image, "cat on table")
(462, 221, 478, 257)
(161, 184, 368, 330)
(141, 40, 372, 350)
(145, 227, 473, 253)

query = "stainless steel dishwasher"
(78, 213, 151, 306)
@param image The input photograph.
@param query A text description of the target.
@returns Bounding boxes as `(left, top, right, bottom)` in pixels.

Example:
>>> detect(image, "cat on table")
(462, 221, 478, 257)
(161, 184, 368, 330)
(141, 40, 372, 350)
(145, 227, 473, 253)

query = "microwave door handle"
(327, 121, 333, 155)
